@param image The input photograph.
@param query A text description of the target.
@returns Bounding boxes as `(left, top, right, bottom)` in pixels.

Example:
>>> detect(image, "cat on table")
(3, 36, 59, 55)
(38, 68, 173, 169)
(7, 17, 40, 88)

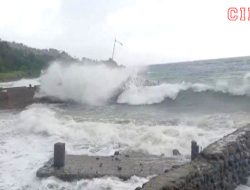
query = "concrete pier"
(36, 151, 186, 181)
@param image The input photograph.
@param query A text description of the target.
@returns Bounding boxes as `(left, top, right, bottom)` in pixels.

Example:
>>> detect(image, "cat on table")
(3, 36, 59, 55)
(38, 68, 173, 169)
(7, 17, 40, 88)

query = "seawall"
(0, 86, 37, 108)
(141, 124, 250, 190)
(0, 86, 63, 109)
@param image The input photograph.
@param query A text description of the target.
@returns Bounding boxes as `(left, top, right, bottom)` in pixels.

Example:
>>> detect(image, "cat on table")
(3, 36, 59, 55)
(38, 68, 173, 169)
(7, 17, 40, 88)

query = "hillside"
(0, 39, 76, 81)
(0, 39, 122, 81)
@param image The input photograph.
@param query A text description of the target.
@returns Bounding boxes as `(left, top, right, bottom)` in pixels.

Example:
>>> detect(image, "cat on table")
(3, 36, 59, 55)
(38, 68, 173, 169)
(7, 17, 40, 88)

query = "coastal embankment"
(141, 125, 250, 190)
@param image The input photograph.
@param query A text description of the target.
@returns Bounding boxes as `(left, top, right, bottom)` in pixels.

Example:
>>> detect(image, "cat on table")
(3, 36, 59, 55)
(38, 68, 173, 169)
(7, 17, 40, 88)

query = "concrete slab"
(36, 152, 187, 181)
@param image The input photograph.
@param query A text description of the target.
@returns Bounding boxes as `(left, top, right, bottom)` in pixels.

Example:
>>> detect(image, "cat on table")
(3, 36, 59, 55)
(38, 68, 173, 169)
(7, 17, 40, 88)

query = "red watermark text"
(228, 7, 250, 21)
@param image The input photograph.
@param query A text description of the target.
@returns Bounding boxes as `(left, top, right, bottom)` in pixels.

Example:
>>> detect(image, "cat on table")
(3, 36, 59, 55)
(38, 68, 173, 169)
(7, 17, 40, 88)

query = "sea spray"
(38, 62, 143, 105)
(0, 78, 40, 88)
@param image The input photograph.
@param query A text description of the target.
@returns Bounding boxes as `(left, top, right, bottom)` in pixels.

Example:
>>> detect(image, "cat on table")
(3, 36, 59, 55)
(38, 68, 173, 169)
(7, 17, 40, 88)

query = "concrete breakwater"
(36, 148, 187, 181)
(0, 86, 37, 108)
(0, 86, 63, 109)
(141, 124, 250, 190)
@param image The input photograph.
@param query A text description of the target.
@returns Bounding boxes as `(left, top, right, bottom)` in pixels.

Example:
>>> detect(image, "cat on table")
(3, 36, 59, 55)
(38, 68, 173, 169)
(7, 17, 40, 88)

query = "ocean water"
(1, 60, 250, 189)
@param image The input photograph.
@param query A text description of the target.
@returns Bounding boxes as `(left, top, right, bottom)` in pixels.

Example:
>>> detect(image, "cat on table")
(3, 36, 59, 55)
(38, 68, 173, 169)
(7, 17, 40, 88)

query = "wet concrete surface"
(37, 152, 187, 181)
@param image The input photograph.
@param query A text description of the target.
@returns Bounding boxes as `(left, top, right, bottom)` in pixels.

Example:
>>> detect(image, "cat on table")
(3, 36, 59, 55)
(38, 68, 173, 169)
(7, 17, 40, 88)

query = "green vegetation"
(0, 39, 75, 81)
(0, 39, 121, 81)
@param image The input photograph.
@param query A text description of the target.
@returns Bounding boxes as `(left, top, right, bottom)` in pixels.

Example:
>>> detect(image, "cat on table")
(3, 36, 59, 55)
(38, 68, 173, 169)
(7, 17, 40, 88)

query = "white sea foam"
(236, 178, 250, 190)
(236, 185, 250, 190)
(0, 103, 243, 189)
(37, 176, 148, 190)
(14, 104, 237, 156)
(0, 78, 40, 88)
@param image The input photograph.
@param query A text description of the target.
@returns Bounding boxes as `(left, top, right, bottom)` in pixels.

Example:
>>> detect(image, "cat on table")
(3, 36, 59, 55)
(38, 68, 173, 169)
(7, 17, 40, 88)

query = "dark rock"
(172, 165, 180, 169)
(173, 149, 181, 156)
(164, 169, 170, 173)
(114, 151, 119, 155)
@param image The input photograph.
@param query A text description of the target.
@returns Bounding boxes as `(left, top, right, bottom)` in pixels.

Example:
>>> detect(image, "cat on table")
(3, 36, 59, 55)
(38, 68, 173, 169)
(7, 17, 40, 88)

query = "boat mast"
(111, 38, 116, 60)
(111, 38, 123, 60)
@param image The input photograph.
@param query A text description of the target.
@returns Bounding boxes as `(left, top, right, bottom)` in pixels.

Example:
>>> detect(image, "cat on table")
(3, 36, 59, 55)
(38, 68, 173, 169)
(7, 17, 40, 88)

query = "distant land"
(0, 39, 118, 82)
(168, 56, 250, 66)
(1, 38, 250, 82)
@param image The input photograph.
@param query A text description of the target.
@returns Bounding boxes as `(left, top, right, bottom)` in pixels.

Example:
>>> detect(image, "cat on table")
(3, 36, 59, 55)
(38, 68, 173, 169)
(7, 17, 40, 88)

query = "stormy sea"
(1, 60, 250, 189)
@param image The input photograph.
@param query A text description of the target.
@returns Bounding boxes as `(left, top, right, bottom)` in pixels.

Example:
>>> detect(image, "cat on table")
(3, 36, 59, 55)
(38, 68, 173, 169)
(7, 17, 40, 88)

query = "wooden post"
(54, 142, 65, 167)
(191, 140, 199, 161)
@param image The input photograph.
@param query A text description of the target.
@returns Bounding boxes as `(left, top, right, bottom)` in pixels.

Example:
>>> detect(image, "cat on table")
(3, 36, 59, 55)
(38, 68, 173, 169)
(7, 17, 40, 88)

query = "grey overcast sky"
(0, 0, 249, 65)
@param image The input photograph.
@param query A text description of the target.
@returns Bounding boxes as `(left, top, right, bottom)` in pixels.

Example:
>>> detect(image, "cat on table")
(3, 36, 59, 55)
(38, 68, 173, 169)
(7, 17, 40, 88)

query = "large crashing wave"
(117, 79, 250, 105)
(38, 62, 250, 106)
(38, 62, 142, 105)
(13, 104, 238, 156)
(118, 72, 250, 105)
